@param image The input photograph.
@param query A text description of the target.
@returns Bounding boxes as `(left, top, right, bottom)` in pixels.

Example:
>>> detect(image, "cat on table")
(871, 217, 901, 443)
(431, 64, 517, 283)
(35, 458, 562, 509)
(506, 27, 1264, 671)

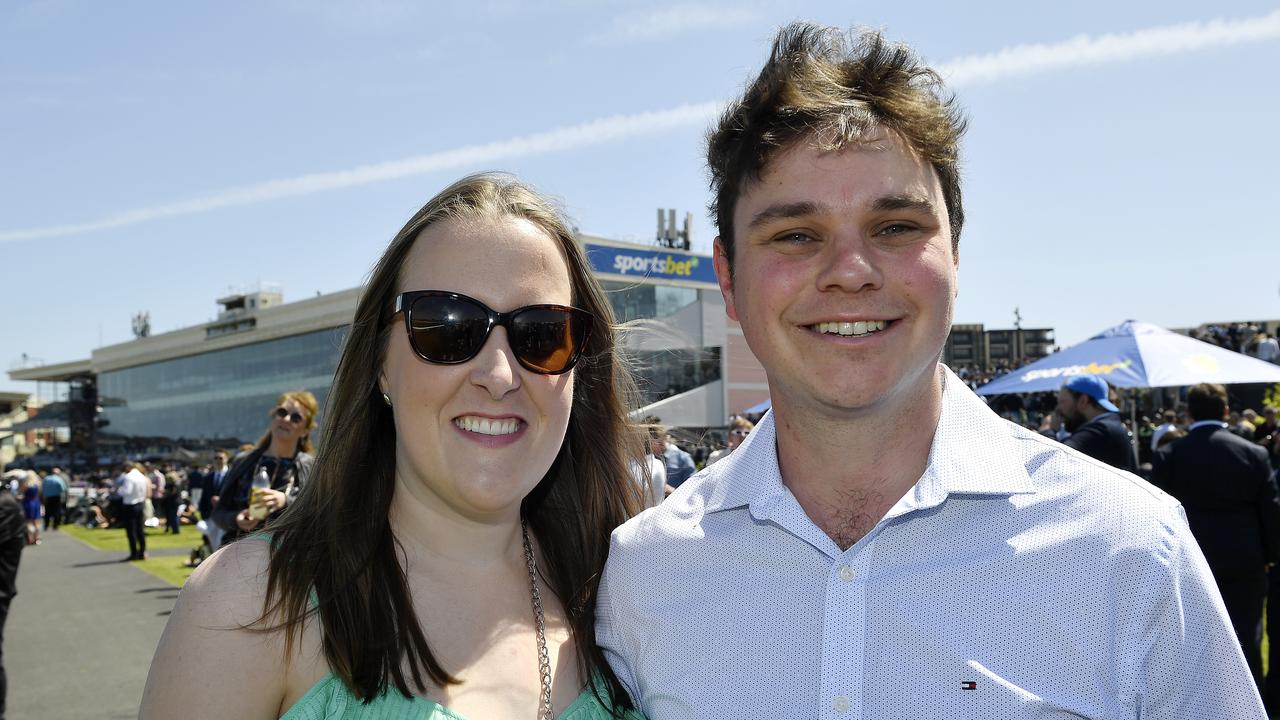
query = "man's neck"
(1080, 406, 1109, 423)
(772, 365, 945, 550)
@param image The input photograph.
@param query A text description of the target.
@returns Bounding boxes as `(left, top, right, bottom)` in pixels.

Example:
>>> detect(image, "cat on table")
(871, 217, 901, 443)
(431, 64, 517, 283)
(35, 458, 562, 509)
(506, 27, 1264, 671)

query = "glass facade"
(630, 347, 722, 406)
(600, 280, 699, 323)
(90, 277, 727, 448)
(98, 327, 346, 447)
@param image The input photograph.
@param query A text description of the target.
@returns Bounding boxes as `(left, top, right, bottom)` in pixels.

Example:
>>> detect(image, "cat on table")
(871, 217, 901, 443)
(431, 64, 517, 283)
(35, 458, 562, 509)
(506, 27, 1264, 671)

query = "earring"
(381, 392, 392, 407)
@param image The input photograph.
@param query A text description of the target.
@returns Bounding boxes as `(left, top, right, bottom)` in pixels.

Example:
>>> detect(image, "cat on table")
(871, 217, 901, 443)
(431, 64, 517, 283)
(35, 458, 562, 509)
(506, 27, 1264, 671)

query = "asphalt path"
(6, 529, 182, 720)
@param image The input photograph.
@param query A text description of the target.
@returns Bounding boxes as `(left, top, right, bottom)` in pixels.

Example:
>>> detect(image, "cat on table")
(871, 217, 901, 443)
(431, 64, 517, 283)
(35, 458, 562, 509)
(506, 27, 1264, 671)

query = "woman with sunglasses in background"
(141, 174, 647, 719)
(704, 416, 754, 467)
(209, 390, 318, 547)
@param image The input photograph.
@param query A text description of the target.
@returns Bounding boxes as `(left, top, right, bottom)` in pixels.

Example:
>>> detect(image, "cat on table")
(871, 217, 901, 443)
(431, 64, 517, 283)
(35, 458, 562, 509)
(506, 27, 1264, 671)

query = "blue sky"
(3, 1, 1278, 396)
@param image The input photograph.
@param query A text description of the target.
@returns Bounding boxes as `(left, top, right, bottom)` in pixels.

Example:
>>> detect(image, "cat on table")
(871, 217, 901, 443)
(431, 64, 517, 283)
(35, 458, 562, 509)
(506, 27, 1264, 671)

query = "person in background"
(1151, 383, 1279, 693)
(116, 461, 151, 561)
(162, 467, 182, 535)
(1230, 411, 1255, 440)
(19, 477, 40, 547)
(0, 485, 25, 720)
(199, 450, 230, 551)
(649, 425, 695, 488)
(705, 417, 754, 467)
(1149, 410, 1178, 451)
(1056, 375, 1138, 473)
(211, 391, 317, 547)
(40, 467, 66, 531)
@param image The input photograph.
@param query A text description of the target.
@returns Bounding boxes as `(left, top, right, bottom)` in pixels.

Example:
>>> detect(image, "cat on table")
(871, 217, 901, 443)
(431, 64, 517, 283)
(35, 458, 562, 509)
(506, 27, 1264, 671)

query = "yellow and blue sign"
(584, 243, 717, 285)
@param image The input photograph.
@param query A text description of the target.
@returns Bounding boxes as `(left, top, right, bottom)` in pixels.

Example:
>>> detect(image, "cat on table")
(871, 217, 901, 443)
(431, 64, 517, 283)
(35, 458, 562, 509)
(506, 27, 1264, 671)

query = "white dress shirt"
(598, 367, 1263, 719)
(116, 468, 150, 506)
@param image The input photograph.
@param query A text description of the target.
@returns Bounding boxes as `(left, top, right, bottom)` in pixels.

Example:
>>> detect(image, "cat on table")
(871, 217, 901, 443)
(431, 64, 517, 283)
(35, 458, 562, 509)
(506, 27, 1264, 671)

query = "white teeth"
(813, 320, 889, 337)
(454, 416, 520, 436)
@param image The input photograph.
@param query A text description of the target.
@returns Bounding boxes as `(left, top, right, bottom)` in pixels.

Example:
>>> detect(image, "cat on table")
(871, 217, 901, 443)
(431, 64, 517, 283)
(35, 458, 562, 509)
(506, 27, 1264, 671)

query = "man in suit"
(202, 450, 230, 550)
(1152, 382, 1279, 690)
(1056, 375, 1138, 473)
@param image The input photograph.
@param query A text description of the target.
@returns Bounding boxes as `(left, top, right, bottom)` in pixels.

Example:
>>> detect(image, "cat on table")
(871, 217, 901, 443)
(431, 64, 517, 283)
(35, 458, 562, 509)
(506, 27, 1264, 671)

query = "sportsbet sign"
(583, 243, 717, 285)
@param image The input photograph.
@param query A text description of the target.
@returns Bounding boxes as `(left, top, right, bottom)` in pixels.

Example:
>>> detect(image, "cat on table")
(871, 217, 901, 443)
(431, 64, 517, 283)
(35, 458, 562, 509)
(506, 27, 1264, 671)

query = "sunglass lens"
(409, 295, 490, 363)
(510, 308, 587, 373)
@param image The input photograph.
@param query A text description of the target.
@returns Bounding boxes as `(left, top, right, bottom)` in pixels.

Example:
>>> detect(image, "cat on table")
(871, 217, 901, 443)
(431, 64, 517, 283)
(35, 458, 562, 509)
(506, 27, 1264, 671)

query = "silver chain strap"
(521, 520, 554, 720)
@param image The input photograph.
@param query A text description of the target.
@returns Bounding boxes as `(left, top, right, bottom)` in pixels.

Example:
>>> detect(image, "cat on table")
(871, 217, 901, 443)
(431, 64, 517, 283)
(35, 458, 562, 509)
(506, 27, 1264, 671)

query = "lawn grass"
(62, 523, 201, 553)
(62, 524, 202, 588)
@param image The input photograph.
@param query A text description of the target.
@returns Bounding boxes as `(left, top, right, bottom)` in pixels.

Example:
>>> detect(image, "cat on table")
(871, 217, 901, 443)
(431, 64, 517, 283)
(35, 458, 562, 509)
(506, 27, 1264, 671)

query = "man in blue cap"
(1057, 375, 1138, 472)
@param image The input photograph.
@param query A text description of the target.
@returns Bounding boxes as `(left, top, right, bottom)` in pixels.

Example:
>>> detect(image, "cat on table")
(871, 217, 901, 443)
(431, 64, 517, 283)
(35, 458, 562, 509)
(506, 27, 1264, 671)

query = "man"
(1151, 383, 1279, 691)
(203, 450, 230, 550)
(0, 486, 24, 720)
(1230, 410, 1256, 439)
(1255, 406, 1278, 445)
(1254, 333, 1279, 364)
(649, 426, 695, 488)
(41, 467, 66, 531)
(1149, 410, 1178, 450)
(115, 461, 150, 561)
(1056, 375, 1138, 472)
(597, 22, 1263, 717)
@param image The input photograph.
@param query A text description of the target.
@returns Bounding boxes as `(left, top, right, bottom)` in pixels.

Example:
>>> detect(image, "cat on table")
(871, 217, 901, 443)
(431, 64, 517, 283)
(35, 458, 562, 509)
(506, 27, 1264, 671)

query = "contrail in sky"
(3, 10, 1277, 244)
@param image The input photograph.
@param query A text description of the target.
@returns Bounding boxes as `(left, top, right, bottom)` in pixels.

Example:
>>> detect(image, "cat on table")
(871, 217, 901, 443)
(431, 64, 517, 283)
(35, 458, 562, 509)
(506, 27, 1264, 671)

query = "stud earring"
(381, 392, 392, 407)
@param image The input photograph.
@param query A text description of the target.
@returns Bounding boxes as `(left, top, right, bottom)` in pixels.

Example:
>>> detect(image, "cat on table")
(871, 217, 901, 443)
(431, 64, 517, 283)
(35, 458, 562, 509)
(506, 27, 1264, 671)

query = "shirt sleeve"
(596, 536, 642, 708)
(1124, 505, 1267, 718)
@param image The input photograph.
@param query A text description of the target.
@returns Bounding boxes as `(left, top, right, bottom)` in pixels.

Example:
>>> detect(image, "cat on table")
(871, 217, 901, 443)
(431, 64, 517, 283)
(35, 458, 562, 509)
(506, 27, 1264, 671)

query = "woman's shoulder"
(140, 537, 294, 718)
(181, 536, 275, 623)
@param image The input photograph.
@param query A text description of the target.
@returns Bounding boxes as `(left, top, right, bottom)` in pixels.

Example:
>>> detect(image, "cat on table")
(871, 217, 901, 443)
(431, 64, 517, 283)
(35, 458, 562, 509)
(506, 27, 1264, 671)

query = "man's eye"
(877, 223, 915, 236)
(775, 232, 814, 244)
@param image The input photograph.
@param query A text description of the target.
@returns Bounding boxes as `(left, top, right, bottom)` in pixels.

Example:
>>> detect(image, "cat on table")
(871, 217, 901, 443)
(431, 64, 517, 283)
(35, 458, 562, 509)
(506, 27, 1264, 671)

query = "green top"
(279, 673, 644, 720)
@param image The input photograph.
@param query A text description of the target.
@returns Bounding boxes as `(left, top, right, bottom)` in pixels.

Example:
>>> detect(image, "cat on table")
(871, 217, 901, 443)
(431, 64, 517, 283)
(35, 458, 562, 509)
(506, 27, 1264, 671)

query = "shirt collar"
(702, 365, 1036, 516)
(1188, 420, 1228, 431)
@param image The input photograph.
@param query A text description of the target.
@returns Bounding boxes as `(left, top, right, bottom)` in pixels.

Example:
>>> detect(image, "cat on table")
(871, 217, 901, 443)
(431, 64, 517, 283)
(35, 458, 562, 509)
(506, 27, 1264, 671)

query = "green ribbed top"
(279, 673, 643, 720)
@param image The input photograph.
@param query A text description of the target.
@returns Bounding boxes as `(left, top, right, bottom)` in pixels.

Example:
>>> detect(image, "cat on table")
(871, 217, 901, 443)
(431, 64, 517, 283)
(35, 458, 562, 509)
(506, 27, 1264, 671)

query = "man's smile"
(807, 319, 894, 337)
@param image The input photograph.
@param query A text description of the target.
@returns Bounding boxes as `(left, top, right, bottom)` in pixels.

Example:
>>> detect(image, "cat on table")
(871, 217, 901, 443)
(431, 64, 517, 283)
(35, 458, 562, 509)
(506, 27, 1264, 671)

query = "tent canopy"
(976, 320, 1280, 396)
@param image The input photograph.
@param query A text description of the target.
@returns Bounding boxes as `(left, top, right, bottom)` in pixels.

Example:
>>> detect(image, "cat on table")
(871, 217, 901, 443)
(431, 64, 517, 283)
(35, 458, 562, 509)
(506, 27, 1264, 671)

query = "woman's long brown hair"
(254, 173, 645, 712)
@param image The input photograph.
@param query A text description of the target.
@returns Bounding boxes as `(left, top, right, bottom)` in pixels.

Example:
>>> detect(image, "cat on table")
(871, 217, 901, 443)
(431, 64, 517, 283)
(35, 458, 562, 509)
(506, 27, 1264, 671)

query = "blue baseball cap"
(1063, 375, 1119, 412)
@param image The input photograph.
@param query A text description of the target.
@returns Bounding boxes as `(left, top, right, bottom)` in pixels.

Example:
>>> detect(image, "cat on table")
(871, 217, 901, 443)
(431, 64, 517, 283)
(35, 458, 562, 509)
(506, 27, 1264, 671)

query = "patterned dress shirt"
(598, 367, 1263, 719)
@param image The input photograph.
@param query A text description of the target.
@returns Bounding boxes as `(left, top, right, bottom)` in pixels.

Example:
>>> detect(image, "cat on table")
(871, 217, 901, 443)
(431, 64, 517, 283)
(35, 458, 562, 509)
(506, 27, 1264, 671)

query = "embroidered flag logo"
(961, 681, 977, 690)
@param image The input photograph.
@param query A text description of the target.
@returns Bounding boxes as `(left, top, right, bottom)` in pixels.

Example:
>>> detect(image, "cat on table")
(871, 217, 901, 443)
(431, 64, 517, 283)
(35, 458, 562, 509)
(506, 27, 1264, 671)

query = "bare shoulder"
(140, 539, 292, 719)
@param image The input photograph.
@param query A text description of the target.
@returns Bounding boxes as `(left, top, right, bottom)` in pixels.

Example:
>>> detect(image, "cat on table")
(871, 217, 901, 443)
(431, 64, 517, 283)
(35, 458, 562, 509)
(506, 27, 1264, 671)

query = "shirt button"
(832, 695, 850, 713)
(838, 565, 855, 582)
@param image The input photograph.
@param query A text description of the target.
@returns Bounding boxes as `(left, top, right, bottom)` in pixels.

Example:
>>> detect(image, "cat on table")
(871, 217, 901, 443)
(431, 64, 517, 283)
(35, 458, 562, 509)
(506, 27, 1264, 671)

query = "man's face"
(715, 131, 957, 417)
(650, 435, 668, 456)
(213, 453, 227, 468)
(1056, 388, 1085, 432)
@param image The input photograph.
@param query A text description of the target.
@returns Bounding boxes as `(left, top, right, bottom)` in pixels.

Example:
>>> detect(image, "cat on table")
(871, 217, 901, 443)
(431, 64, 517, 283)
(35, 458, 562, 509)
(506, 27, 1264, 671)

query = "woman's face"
(380, 215, 577, 520)
(269, 397, 311, 450)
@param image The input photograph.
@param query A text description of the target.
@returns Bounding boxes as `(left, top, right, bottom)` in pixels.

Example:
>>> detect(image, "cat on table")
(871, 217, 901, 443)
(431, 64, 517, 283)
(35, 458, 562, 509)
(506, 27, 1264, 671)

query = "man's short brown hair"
(707, 22, 967, 269)
(1186, 383, 1229, 423)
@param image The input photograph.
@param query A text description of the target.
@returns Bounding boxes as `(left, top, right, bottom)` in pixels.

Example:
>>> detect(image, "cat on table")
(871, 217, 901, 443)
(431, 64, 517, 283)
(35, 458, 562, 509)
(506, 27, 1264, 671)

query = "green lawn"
(62, 524, 200, 588)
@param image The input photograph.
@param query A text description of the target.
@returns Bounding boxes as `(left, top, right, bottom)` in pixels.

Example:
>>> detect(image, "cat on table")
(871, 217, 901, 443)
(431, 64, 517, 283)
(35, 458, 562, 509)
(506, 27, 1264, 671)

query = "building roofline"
(8, 358, 93, 383)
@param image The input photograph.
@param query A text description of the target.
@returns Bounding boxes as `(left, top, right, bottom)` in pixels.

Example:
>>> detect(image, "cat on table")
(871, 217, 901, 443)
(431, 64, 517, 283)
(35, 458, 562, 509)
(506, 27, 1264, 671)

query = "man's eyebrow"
(745, 201, 821, 232)
(872, 194, 938, 214)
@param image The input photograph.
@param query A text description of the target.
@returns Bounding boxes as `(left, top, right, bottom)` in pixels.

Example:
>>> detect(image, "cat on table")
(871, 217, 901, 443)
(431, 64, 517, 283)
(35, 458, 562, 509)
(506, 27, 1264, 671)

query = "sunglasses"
(274, 407, 306, 424)
(391, 290, 594, 375)
(730, 429, 750, 437)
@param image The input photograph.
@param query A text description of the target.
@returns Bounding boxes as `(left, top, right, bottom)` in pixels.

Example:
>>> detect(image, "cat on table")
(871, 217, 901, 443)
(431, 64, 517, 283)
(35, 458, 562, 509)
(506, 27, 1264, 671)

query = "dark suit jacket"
(1063, 412, 1138, 473)
(1152, 424, 1280, 582)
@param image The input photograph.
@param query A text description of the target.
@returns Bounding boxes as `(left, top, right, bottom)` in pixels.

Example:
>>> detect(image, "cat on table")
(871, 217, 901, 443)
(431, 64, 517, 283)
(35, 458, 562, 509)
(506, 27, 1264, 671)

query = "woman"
(210, 390, 318, 547)
(20, 475, 40, 546)
(141, 174, 646, 719)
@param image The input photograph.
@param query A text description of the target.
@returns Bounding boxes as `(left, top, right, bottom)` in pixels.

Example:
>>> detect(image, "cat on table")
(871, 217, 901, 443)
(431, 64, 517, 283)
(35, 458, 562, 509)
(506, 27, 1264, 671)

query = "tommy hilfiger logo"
(961, 681, 977, 690)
